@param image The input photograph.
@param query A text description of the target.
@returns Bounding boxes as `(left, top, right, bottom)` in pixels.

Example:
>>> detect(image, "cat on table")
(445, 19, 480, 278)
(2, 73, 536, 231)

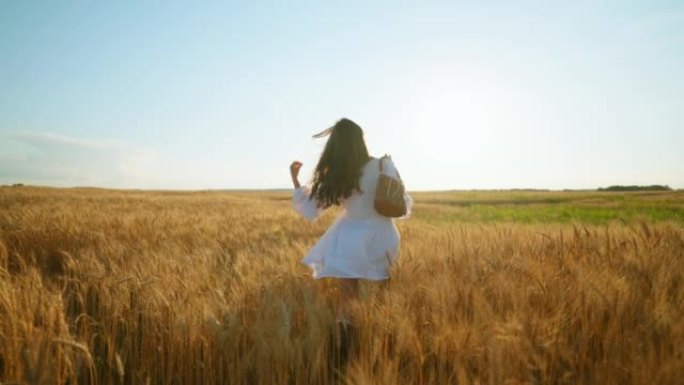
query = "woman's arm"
(289, 160, 323, 221)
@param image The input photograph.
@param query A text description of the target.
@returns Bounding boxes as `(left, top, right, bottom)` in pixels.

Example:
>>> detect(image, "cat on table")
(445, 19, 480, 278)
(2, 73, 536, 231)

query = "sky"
(1, 0, 682, 191)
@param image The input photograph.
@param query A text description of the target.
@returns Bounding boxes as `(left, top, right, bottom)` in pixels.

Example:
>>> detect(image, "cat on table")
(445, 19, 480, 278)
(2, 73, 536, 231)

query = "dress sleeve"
(382, 158, 414, 219)
(292, 185, 324, 221)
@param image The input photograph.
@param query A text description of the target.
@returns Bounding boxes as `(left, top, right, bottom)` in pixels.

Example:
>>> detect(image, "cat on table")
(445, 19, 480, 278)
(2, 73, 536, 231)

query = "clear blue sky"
(1, 1, 682, 190)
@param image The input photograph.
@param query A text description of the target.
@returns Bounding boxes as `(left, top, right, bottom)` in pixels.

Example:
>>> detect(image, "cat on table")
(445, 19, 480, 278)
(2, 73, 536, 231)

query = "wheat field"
(0, 186, 682, 385)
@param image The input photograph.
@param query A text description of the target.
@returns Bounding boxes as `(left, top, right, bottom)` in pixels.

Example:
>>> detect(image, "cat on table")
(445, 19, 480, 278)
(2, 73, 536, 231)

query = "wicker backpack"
(374, 155, 407, 217)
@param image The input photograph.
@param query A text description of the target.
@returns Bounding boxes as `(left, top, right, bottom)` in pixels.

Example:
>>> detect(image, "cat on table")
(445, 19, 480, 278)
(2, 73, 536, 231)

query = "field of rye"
(0, 186, 683, 385)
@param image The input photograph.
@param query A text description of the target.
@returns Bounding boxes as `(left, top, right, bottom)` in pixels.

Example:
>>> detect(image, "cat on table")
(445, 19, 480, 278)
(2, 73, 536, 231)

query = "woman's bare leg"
(336, 278, 359, 324)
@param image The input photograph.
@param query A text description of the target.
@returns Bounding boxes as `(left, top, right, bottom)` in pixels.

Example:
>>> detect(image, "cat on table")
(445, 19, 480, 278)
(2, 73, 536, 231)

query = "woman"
(289, 118, 412, 327)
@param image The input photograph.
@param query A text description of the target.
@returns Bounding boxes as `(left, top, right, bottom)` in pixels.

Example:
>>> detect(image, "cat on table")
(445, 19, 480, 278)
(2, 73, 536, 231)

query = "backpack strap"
(380, 154, 392, 174)
(380, 154, 401, 179)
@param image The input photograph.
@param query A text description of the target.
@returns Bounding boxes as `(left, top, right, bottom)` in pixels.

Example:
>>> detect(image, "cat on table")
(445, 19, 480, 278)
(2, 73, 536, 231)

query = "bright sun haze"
(0, 1, 682, 190)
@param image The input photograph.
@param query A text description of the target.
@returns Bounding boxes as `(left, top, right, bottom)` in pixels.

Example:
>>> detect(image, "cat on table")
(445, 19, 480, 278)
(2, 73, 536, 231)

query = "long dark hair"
(311, 118, 370, 208)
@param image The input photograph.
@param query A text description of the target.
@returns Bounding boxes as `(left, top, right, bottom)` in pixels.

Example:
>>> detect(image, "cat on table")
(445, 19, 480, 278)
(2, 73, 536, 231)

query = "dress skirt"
(301, 214, 400, 280)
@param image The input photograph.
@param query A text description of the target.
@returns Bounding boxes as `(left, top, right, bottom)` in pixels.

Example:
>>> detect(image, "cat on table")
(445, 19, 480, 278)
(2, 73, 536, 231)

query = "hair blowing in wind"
(310, 118, 371, 209)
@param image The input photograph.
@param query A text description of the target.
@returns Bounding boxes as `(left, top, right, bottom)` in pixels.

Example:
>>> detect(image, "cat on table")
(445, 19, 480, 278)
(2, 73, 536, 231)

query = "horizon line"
(2, 184, 680, 193)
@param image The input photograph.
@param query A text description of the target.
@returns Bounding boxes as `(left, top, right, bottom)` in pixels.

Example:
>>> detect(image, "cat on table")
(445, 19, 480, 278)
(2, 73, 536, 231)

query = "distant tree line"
(598, 185, 672, 192)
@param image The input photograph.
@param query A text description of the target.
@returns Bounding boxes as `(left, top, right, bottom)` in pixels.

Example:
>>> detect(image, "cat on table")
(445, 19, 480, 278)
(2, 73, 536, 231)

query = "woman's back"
(342, 157, 399, 220)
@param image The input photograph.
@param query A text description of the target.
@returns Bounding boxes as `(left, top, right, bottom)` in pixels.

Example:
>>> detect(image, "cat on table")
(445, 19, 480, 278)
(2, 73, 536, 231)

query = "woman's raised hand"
(290, 161, 302, 177)
(290, 161, 302, 188)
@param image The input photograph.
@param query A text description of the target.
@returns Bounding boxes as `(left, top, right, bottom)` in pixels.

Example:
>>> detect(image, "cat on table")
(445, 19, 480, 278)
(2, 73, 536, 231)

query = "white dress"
(292, 157, 413, 280)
